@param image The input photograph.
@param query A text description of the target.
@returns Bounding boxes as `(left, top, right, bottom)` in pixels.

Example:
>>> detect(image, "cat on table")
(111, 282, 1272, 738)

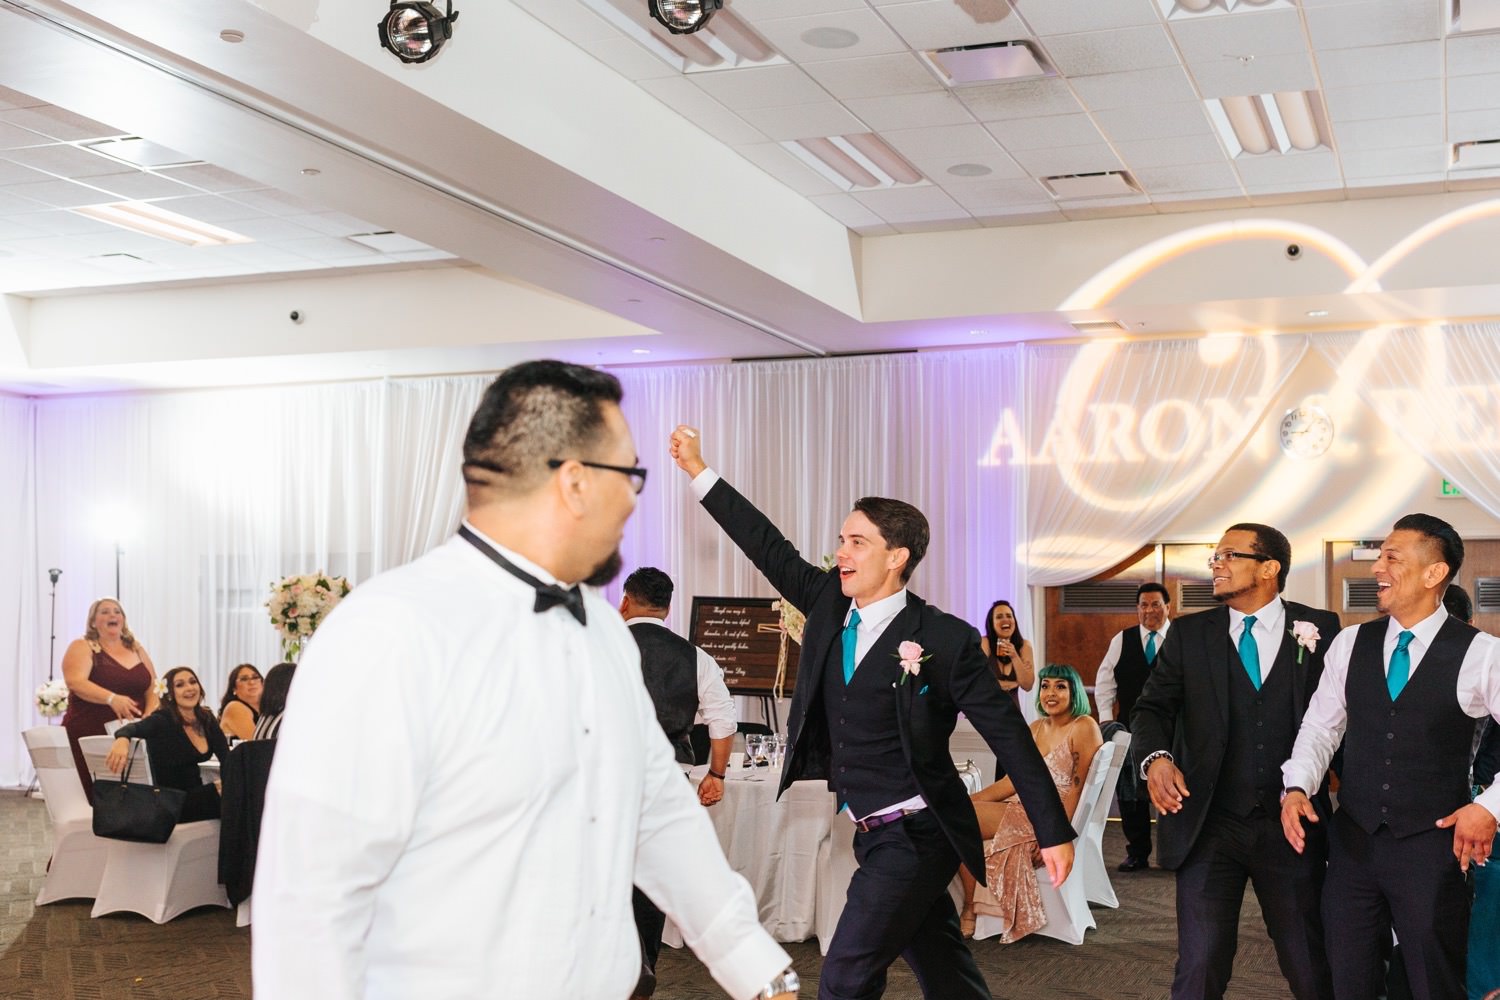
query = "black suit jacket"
(700, 477, 1074, 883)
(1130, 600, 1341, 870)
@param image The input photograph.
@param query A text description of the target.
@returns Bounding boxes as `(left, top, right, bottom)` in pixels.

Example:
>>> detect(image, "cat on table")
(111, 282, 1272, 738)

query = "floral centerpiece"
(35, 678, 69, 718)
(267, 572, 352, 661)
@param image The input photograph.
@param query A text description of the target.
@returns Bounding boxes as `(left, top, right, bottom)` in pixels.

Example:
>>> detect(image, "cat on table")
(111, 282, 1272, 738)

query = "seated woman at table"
(106, 666, 230, 823)
(959, 663, 1102, 941)
(252, 662, 297, 740)
(218, 662, 263, 742)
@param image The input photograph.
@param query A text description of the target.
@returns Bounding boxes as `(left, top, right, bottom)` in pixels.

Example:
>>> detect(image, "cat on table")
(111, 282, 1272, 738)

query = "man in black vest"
(1095, 581, 1171, 872)
(671, 425, 1073, 1000)
(1281, 514, 1500, 1000)
(1132, 523, 1340, 1000)
(620, 566, 739, 995)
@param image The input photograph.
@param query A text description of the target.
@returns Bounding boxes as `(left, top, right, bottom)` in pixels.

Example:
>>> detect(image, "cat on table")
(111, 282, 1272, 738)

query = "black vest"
(1213, 635, 1299, 817)
(1340, 617, 1477, 838)
(629, 621, 699, 765)
(1114, 626, 1155, 725)
(822, 640, 921, 818)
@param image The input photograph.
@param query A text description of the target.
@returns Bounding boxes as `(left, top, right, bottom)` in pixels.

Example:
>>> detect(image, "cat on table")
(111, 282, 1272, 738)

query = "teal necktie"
(1145, 630, 1159, 664)
(842, 609, 861, 684)
(1388, 630, 1415, 700)
(1239, 615, 1261, 691)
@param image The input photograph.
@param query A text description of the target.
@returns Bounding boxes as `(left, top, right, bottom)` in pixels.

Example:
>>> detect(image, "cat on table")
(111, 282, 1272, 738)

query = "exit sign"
(1440, 478, 1464, 498)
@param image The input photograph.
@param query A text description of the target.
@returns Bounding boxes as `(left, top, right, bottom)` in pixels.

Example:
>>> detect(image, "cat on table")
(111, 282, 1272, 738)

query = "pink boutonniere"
(1290, 620, 1320, 664)
(896, 640, 932, 684)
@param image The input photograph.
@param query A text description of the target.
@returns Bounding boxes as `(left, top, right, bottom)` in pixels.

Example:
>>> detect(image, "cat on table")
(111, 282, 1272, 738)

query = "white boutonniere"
(1290, 620, 1320, 664)
(896, 641, 932, 684)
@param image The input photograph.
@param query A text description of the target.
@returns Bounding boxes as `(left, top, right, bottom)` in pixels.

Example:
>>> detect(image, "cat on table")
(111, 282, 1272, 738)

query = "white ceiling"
(2, 0, 1500, 394)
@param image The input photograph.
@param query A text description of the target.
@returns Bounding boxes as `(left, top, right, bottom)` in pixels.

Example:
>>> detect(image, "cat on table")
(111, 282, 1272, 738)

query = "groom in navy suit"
(671, 426, 1073, 1000)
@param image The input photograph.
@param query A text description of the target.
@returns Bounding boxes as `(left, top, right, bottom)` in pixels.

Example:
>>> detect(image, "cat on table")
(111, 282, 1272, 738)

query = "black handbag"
(92, 741, 186, 843)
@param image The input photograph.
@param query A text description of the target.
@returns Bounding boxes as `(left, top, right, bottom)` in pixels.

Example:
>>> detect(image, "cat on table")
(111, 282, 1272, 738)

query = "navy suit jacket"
(699, 477, 1074, 883)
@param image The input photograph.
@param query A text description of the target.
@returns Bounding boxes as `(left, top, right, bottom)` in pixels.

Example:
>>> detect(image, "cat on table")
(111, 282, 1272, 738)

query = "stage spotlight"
(378, 1, 459, 64)
(648, 0, 723, 34)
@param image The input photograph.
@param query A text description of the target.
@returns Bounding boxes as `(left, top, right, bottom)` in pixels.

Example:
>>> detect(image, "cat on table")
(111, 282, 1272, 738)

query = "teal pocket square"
(918, 684, 929, 695)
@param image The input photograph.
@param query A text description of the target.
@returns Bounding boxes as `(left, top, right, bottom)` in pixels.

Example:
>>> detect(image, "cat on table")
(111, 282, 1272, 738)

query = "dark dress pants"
(820, 810, 991, 1000)
(1323, 810, 1470, 1000)
(632, 886, 666, 992)
(1119, 799, 1153, 862)
(1171, 807, 1333, 1000)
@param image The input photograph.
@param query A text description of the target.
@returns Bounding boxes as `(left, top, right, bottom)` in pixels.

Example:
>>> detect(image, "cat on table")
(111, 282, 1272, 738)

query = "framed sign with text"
(689, 596, 802, 696)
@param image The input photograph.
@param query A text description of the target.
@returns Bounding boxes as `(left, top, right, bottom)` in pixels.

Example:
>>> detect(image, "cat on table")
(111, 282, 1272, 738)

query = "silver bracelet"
(1138, 749, 1172, 781)
(754, 968, 799, 999)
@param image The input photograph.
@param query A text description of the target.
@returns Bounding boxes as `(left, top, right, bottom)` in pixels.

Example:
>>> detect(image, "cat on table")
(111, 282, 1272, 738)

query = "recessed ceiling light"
(948, 163, 992, 177)
(801, 26, 860, 49)
(301, 168, 321, 176)
(626, 298, 643, 303)
(70, 201, 252, 247)
(648, 236, 667, 243)
(220, 28, 245, 43)
(632, 348, 652, 354)
(1306, 309, 1329, 318)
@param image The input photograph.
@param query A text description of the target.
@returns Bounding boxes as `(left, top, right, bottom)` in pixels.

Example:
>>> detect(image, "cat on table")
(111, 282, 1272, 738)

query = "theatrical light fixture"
(378, 1, 459, 64)
(648, 0, 723, 34)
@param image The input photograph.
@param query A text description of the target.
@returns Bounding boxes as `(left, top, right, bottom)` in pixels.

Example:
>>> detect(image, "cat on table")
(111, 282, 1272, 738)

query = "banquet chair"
(218, 739, 278, 927)
(23, 727, 110, 905)
(972, 739, 1116, 946)
(77, 734, 155, 785)
(1079, 730, 1132, 908)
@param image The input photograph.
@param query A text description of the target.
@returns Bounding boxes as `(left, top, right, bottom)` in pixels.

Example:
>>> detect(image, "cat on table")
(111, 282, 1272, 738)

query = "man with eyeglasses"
(1132, 523, 1341, 1000)
(254, 361, 797, 1000)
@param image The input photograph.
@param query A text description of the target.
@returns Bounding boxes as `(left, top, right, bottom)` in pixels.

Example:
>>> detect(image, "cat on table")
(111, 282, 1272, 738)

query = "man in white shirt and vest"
(1282, 513, 1500, 1000)
(1095, 581, 1170, 872)
(254, 361, 797, 1000)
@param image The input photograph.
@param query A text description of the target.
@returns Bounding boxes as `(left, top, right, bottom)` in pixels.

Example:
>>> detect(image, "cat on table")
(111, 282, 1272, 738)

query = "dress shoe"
(1117, 856, 1149, 872)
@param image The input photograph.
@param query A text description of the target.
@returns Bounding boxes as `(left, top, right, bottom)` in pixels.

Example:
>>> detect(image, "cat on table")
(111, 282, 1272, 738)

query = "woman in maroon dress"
(61, 597, 158, 801)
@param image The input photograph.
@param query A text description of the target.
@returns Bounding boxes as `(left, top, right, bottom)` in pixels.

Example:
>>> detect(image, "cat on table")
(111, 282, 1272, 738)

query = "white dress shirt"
(253, 529, 789, 1000)
(1228, 598, 1287, 683)
(1095, 619, 1171, 723)
(1282, 604, 1500, 822)
(623, 617, 738, 741)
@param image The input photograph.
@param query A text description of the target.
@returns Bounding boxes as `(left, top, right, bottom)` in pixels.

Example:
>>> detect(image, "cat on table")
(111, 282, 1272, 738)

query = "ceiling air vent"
(1178, 581, 1218, 610)
(1060, 580, 1143, 614)
(1344, 578, 1380, 613)
(1042, 171, 1138, 199)
(1474, 577, 1500, 614)
(920, 40, 1051, 86)
(1452, 140, 1500, 171)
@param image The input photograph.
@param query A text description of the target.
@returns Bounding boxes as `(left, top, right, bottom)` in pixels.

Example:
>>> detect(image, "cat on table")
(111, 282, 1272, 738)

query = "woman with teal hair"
(959, 663, 1103, 941)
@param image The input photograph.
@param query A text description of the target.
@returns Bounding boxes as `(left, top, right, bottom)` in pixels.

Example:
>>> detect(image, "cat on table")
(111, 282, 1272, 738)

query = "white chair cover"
(1079, 730, 1132, 908)
(23, 726, 110, 905)
(77, 734, 155, 785)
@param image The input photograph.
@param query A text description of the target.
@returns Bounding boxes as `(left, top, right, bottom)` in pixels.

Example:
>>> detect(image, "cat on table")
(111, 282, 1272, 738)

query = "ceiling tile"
(1038, 24, 1179, 77)
(282, 238, 382, 263)
(151, 194, 265, 224)
(880, 124, 1026, 178)
(1061, 200, 1156, 221)
(1246, 187, 1345, 206)
(0, 190, 50, 216)
(0, 122, 50, 150)
(753, 9, 911, 62)
(1447, 32, 1500, 77)
(77, 171, 197, 201)
(1339, 145, 1450, 179)
(873, 0, 1028, 51)
(579, 36, 680, 81)
(6, 179, 116, 209)
(1153, 191, 1252, 212)
(808, 191, 892, 229)
(155, 163, 262, 193)
(1169, 8, 1308, 61)
(1325, 78, 1441, 122)
(1, 144, 128, 178)
(0, 106, 121, 142)
(733, 142, 845, 195)
(1304, 2, 1442, 50)
(282, 212, 380, 237)
(637, 77, 766, 145)
(1449, 109, 1500, 143)
(943, 176, 1054, 211)
(844, 91, 977, 129)
(802, 53, 945, 101)
(892, 217, 982, 233)
(1008, 143, 1123, 176)
(6, 209, 115, 236)
(1234, 150, 1341, 186)
(1315, 41, 1442, 89)
(1114, 133, 1229, 168)
(852, 222, 901, 235)
(689, 64, 830, 110)
(0, 86, 46, 112)
(509, 0, 618, 41)
(733, 0, 868, 19)
(1448, 73, 1500, 114)
(986, 113, 1106, 150)
(1349, 179, 1448, 198)
(958, 78, 1083, 121)
(1093, 102, 1215, 142)
(219, 216, 324, 243)
(851, 183, 969, 222)
(1013, 0, 1160, 34)
(738, 101, 869, 140)
(1186, 51, 1318, 99)
(228, 189, 319, 216)
(1132, 161, 1242, 192)
(1070, 65, 1198, 110)
(915, 150, 1027, 180)
(0, 160, 51, 186)
(975, 208, 1067, 226)
(1330, 114, 1444, 151)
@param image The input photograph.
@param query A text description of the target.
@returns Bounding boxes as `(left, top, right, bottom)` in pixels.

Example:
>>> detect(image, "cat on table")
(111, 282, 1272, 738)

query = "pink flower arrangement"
(267, 572, 351, 660)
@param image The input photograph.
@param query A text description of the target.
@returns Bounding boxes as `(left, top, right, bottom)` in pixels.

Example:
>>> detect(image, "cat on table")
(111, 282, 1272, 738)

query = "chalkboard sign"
(690, 596, 802, 696)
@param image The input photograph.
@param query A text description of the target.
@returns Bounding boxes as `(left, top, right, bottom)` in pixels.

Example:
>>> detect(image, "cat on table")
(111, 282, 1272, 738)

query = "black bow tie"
(459, 525, 587, 626)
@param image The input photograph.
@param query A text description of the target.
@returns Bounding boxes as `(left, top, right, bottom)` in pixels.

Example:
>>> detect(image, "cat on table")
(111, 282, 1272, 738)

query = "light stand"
(30, 567, 62, 799)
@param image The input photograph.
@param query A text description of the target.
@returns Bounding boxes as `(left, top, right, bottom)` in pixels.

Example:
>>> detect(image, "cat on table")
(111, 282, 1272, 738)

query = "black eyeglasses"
(1207, 550, 1272, 570)
(547, 458, 648, 495)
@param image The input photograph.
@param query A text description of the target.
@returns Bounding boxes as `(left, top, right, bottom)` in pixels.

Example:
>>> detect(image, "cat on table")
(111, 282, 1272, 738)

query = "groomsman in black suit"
(1281, 514, 1500, 1000)
(671, 426, 1073, 1000)
(1132, 523, 1339, 1000)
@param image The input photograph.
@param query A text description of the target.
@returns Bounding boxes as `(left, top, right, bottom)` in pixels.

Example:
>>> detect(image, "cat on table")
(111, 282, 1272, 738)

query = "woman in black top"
(106, 666, 229, 822)
(252, 661, 297, 740)
(980, 599, 1035, 711)
(218, 662, 263, 742)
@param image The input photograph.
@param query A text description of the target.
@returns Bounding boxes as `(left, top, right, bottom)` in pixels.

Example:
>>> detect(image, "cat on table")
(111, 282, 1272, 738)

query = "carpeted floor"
(1, 789, 1294, 999)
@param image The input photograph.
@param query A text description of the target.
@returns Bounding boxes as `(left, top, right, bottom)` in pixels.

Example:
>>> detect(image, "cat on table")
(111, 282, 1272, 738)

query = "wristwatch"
(754, 968, 799, 999)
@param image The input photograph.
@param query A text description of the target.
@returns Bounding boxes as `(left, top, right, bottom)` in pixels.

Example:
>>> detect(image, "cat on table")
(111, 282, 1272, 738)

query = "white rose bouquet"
(35, 678, 69, 718)
(267, 572, 352, 660)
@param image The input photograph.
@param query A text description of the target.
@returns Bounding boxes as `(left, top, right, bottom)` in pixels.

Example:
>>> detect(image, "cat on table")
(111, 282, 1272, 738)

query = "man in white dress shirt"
(1281, 513, 1500, 1000)
(1094, 581, 1170, 872)
(253, 361, 797, 1000)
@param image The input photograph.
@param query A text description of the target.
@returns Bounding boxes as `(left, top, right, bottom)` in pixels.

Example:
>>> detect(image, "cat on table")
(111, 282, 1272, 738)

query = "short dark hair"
(1393, 513, 1464, 587)
(1442, 584, 1474, 624)
(623, 567, 674, 610)
(851, 497, 929, 583)
(462, 360, 624, 497)
(1226, 522, 1292, 592)
(1136, 582, 1169, 604)
(259, 662, 298, 719)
